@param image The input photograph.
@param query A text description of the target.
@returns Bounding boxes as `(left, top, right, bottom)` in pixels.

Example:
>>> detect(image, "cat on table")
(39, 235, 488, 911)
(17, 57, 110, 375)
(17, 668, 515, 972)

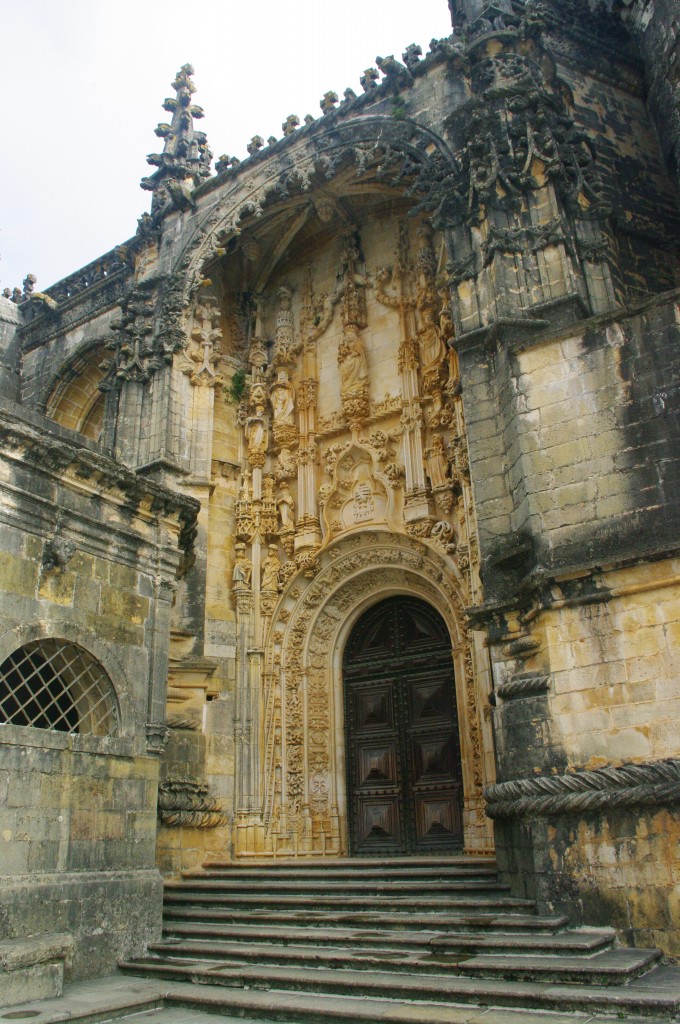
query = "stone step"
(166, 877, 506, 896)
(162, 906, 567, 933)
(201, 855, 493, 870)
(119, 958, 680, 1016)
(149, 938, 461, 974)
(455, 948, 662, 985)
(159, 923, 615, 956)
(150, 928, 618, 972)
(191, 863, 499, 881)
(162, 891, 530, 913)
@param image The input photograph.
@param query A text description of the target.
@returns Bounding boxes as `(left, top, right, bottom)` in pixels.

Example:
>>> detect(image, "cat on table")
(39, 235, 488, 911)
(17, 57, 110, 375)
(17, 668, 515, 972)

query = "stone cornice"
(0, 400, 199, 557)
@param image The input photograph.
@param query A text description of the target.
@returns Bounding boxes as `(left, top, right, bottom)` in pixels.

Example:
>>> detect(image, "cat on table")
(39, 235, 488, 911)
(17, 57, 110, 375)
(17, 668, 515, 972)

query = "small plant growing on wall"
(226, 367, 247, 404)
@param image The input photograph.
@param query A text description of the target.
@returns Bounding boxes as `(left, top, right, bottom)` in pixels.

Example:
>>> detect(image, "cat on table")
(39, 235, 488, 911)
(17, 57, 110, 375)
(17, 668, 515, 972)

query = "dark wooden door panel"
(357, 740, 400, 787)
(344, 597, 463, 855)
(357, 796, 402, 850)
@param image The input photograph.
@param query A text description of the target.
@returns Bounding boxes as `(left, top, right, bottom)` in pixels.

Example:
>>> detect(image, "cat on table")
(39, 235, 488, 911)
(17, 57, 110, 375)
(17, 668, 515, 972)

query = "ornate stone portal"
(190, 202, 495, 859)
(236, 530, 493, 856)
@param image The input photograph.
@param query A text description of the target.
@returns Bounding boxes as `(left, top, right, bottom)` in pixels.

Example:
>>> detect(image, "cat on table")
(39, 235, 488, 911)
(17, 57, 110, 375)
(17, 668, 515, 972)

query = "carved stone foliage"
(177, 293, 224, 388)
(100, 284, 159, 388)
(442, 26, 608, 228)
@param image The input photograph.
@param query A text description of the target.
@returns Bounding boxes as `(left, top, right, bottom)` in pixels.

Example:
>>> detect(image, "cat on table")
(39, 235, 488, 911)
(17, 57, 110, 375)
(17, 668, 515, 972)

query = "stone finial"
(247, 135, 265, 155)
(304, 114, 314, 126)
(343, 88, 357, 103)
(360, 67, 380, 91)
(267, 135, 277, 146)
(320, 91, 338, 114)
(215, 155, 240, 173)
(140, 63, 212, 217)
(402, 43, 423, 69)
(282, 115, 300, 137)
(22, 274, 37, 299)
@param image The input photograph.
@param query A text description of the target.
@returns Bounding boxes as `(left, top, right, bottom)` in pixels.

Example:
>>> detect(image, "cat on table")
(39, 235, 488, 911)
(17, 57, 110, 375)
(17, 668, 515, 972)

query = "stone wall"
(463, 290, 680, 953)
(0, 729, 162, 978)
(0, 399, 197, 978)
(462, 291, 680, 600)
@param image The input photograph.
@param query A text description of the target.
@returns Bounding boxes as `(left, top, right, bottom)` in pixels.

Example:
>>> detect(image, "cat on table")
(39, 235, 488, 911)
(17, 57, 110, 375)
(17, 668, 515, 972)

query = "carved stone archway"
(234, 529, 495, 857)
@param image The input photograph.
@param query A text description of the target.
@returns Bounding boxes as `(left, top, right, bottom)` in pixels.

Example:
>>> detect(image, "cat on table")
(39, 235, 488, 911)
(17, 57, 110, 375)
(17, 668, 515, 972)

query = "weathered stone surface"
(1, 0, 679, 986)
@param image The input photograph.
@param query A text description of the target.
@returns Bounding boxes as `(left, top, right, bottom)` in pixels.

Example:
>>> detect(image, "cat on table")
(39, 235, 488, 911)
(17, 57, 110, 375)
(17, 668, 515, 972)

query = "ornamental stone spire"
(141, 63, 212, 219)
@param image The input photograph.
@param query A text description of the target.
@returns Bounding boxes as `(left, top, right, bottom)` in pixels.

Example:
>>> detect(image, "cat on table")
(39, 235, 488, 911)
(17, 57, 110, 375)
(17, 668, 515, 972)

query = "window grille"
(0, 640, 119, 736)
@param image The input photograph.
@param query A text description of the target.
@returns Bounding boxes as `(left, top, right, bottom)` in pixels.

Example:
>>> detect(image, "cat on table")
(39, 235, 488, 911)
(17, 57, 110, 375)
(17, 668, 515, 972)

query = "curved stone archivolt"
(233, 530, 494, 858)
(44, 343, 107, 441)
(164, 113, 456, 319)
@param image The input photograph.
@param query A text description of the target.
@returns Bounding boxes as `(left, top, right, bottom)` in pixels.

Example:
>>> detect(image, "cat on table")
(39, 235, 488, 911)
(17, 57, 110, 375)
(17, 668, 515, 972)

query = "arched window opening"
(0, 640, 119, 736)
(45, 345, 107, 443)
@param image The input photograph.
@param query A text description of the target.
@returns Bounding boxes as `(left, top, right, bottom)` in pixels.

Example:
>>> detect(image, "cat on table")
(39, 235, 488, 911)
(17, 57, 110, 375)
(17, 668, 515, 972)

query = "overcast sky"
(1, 0, 453, 294)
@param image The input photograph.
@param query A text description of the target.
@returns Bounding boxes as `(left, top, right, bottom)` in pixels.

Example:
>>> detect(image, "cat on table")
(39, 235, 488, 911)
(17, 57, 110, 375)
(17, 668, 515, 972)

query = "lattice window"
(0, 640, 119, 736)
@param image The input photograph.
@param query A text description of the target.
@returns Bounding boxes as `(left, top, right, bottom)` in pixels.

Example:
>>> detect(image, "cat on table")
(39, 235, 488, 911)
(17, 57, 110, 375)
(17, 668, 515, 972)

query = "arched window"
(44, 344, 107, 442)
(0, 640, 119, 736)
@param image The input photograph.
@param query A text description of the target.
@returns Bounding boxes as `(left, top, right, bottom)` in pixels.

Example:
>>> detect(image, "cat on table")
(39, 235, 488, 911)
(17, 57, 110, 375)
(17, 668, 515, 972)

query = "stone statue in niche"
(337, 228, 370, 423)
(238, 470, 251, 502)
(338, 326, 369, 405)
(415, 225, 448, 387)
(425, 435, 450, 489)
(261, 544, 282, 592)
(270, 370, 296, 448)
(245, 382, 267, 468)
(262, 475, 275, 501)
(277, 482, 295, 530)
(416, 283, 446, 379)
(232, 543, 252, 590)
(246, 414, 267, 466)
(270, 372, 295, 428)
(273, 286, 301, 367)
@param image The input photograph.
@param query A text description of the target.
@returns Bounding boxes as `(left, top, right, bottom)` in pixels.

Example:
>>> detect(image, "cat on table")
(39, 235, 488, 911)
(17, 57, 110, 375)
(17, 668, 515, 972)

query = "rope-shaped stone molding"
(484, 759, 680, 819)
(158, 779, 228, 828)
(496, 673, 549, 701)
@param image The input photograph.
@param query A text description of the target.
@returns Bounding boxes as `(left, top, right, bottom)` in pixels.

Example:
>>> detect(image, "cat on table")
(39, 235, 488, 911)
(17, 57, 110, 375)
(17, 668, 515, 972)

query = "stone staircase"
(120, 857, 680, 1023)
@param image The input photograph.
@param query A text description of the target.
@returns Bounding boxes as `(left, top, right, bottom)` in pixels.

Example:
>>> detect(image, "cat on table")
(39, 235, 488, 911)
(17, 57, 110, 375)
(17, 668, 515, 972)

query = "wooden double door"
(343, 596, 463, 855)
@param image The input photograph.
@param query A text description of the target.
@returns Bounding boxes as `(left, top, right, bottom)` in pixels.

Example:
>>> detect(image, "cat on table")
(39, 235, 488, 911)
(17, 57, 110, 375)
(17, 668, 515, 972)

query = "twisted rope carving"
(496, 674, 549, 700)
(484, 759, 680, 818)
(158, 779, 228, 828)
